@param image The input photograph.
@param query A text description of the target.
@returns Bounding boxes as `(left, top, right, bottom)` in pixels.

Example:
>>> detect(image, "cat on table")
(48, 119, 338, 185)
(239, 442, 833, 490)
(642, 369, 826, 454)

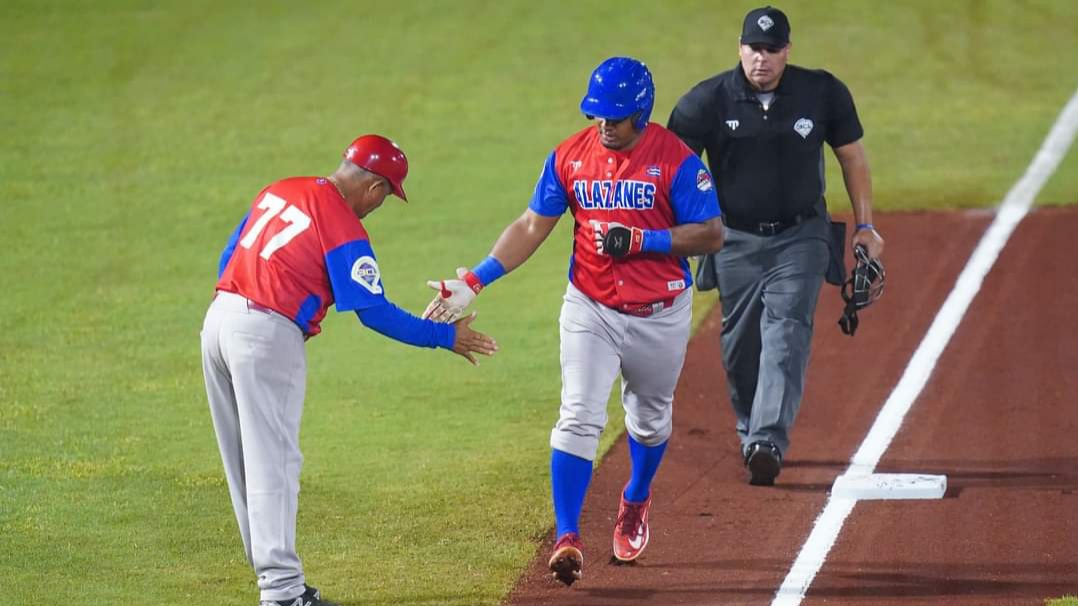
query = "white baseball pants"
(551, 283, 692, 461)
(200, 291, 308, 602)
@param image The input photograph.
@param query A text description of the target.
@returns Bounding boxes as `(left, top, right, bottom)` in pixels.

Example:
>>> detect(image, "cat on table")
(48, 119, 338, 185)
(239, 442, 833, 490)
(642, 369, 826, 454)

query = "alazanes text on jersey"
(573, 179, 657, 210)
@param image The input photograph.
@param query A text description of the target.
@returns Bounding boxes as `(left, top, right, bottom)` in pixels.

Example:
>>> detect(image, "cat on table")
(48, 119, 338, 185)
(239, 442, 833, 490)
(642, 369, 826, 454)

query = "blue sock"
(550, 449, 593, 538)
(623, 436, 668, 503)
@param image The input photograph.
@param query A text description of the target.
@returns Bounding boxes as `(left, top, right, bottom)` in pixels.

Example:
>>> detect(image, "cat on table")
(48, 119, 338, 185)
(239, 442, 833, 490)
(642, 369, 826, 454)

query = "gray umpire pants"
(200, 291, 308, 602)
(713, 217, 830, 456)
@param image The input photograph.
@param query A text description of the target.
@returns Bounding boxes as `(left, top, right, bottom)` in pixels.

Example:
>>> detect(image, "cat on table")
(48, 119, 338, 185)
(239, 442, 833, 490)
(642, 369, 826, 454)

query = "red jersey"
(216, 177, 388, 336)
(529, 123, 721, 309)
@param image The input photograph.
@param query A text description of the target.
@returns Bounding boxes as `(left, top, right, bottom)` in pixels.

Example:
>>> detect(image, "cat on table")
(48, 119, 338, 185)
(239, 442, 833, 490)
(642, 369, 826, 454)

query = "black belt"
(723, 208, 817, 236)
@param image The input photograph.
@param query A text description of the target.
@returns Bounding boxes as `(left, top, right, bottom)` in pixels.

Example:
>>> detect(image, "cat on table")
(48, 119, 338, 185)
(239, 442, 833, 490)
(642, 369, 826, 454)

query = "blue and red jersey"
(529, 123, 722, 309)
(216, 177, 388, 336)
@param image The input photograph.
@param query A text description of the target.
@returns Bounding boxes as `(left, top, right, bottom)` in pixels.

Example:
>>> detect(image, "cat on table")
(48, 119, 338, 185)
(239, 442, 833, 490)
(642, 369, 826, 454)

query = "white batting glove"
(423, 267, 478, 323)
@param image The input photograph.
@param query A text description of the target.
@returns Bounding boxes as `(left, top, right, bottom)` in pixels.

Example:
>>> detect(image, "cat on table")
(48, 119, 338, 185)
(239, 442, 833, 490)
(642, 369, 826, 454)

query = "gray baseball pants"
(714, 217, 829, 456)
(551, 282, 692, 461)
(200, 291, 308, 602)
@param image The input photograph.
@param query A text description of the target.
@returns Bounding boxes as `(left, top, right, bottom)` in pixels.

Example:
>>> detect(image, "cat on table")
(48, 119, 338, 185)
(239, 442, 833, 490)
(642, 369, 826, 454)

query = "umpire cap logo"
(757, 15, 774, 31)
(351, 256, 383, 295)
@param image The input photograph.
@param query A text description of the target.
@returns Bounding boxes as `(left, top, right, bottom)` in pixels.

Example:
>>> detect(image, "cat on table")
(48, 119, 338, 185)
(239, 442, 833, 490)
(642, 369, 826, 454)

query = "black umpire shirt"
(667, 63, 863, 225)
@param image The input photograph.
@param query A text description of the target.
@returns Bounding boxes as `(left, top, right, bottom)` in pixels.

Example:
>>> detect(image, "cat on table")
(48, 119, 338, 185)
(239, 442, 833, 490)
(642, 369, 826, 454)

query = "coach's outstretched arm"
(355, 303, 497, 366)
(423, 209, 560, 322)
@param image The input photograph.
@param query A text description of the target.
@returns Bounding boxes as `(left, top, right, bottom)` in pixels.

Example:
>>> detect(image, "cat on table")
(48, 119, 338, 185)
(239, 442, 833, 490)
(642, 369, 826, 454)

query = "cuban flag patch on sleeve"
(696, 168, 714, 192)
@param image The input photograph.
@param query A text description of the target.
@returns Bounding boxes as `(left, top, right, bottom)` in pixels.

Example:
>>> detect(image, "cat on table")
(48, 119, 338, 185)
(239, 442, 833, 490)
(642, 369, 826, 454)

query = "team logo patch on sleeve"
(646, 165, 662, 177)
(696, 169, 714, 192)
(351, 256, 383, 295)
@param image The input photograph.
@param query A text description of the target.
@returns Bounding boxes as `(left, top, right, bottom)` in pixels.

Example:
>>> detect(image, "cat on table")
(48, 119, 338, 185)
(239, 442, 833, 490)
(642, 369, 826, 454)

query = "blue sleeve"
(326, 239, 388, 312)
(355, 304, 456, 350)
(528, 150, 570, 217)
(669, 154, 722, 224)
(217, 213, 250, 278)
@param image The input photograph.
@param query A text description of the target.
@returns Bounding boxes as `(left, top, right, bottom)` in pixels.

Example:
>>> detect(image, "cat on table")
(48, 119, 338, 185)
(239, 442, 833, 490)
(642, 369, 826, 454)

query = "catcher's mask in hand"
(838, 245, 885, 336)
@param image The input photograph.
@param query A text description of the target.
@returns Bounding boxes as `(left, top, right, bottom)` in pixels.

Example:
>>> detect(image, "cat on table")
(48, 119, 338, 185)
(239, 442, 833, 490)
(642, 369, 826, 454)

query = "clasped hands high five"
(423, 267, 480, 323)
(423, 222, 650, 323)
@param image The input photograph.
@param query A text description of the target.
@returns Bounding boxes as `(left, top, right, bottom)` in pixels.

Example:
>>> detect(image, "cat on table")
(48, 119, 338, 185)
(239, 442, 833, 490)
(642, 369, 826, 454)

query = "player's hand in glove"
(423, 267, 480, 323)
(591, 220, 644, 257)
(451, 311, 498, 366)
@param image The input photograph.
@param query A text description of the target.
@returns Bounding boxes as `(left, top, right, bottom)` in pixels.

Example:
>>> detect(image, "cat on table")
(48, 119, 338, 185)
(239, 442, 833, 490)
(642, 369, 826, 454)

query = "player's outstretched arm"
(449, 312, 499, 366)
(488, 209, 561, 272)
(423, 210, 560, 322)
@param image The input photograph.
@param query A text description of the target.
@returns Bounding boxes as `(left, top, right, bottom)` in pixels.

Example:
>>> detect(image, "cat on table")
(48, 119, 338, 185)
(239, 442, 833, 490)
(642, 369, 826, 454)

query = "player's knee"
(549, 429, 599, 462)
(625, 418, 673, 447)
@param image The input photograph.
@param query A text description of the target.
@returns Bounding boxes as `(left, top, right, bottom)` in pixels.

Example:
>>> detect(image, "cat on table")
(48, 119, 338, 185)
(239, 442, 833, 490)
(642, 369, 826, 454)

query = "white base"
(831, 473, 947, 500)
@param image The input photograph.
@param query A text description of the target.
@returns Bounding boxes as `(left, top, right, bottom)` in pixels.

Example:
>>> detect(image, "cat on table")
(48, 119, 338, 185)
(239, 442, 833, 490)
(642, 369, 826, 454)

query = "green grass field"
(2, 1, 1076, 604)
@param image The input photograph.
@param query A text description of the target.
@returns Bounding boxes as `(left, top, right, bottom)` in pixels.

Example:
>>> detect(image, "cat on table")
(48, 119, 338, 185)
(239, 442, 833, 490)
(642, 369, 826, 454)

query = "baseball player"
(201, 134, 498, 606)
(422, 57, 724, 586)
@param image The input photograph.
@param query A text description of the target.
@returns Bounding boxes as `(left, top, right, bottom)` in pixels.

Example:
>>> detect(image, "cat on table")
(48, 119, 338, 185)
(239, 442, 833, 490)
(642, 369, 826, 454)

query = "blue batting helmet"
(580, 56, 654, 130)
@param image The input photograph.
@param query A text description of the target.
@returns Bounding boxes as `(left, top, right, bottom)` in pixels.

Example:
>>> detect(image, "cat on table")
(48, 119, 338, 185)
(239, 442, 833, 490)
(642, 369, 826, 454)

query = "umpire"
(667, 6, 884, 485)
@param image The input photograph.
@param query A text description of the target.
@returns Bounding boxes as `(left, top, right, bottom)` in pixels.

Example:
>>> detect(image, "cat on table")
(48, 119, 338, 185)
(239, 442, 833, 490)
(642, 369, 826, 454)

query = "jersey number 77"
(240, 193, 312, 260)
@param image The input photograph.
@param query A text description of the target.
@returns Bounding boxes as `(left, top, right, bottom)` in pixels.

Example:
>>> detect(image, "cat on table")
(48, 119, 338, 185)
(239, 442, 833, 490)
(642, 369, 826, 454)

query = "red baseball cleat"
(548, 532, 584, 586)
(612, 490, 652, 562)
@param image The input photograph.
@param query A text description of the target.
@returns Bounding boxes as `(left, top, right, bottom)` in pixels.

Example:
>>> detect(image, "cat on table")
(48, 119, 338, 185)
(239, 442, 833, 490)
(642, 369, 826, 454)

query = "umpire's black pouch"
(694, 253, 719, 291)
(826, 220, 847, 286)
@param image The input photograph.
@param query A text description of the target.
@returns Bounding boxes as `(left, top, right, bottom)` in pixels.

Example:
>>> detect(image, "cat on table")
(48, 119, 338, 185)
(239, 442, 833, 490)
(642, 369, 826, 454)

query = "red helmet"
(343, 134, 409, 201)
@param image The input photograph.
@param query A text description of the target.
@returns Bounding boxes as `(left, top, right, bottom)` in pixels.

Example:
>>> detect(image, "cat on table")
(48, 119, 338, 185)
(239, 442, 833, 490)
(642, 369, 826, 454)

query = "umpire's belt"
(723, 208, 817, 236)
(618, 297, 675, 318)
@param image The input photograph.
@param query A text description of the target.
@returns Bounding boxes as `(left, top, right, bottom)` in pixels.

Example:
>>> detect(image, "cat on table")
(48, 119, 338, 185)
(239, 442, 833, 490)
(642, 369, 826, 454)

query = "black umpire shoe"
(744, 441, 782, 486)
(259, 584, 340, 606)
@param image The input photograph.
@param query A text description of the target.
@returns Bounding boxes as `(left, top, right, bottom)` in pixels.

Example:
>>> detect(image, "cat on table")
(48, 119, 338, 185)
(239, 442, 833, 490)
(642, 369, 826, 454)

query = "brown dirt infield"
(505, 208, 1078, 606)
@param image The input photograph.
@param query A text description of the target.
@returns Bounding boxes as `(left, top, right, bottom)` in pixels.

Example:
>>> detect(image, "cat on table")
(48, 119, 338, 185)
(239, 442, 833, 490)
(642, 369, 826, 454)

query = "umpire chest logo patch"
(725, 119, 739, 131)
(794, 118, 814, 139)
(351, 256, 383, 295)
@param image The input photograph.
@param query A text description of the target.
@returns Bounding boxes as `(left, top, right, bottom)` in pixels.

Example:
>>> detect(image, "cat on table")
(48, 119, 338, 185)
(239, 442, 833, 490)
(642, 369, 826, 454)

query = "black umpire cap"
(740, 6, 791, 47)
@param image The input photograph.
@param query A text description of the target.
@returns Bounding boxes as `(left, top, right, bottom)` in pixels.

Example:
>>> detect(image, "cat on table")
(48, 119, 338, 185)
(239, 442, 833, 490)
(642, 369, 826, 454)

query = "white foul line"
(770, 85, 1078, 606)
